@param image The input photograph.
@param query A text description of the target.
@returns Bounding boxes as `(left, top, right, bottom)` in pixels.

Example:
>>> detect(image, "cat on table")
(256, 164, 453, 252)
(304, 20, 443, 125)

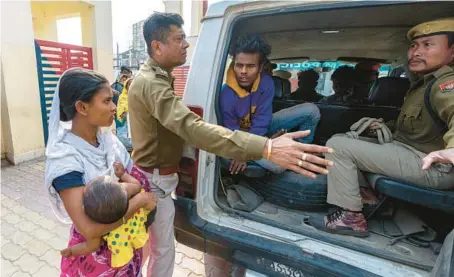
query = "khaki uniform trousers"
(325, 135, 454, 211)
(138, 168, 178, 277)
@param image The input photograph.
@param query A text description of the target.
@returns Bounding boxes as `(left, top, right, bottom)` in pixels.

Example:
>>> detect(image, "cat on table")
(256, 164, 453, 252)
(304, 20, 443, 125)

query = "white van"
(174, 1, 454, 276)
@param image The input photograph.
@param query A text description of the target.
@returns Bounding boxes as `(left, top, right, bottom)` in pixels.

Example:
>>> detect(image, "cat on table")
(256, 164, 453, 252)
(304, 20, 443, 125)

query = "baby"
(60, 162, 157, 267)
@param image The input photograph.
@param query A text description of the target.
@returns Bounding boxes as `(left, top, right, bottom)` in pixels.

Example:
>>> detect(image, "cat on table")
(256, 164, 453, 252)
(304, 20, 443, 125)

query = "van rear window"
(276, 61, 391, 96)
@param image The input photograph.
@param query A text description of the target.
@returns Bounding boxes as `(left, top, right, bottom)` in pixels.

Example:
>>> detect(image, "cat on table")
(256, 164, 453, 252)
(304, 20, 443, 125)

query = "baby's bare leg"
(60, 238, 102, 257)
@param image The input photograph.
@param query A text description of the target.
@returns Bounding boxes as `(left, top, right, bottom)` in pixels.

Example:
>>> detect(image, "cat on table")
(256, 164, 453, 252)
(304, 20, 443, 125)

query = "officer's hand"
(265, 130, 333, 179)
(369, 122, 381, 130)
(367, 119, 383, 136)
(422, 148, 454, 170)
(230, 160, 247, 175)
(270, 129, 286, 139)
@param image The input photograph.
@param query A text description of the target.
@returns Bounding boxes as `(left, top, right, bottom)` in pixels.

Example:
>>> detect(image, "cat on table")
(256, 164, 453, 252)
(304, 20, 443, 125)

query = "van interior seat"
(368, 77, 410, 107)
(272, 76, 291, 99)
(366, 173, 454, 214)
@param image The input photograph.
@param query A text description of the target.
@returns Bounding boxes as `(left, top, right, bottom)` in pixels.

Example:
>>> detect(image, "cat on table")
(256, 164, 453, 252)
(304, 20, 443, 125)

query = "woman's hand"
(264, 130, 333, 179)
(59, 186, 151, 240)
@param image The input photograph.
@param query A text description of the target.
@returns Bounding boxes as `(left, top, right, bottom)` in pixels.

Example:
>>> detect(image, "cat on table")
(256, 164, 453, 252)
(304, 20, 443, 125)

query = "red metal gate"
(34, 39, 93, 143)
(173, 66, 190, 96)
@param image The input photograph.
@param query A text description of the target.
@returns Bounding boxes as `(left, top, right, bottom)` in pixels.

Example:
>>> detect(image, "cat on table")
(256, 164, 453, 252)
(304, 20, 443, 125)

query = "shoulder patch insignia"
(439, 80, 454, 92)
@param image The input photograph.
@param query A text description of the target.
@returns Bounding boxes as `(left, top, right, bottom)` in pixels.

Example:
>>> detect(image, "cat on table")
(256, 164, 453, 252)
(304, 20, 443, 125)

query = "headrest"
(273, 70, 291, 80)
(272, 76, 291, 99)
(355, 61, 381, 72)
(368, 77, 410, 107)
(282, 79, 291, 98)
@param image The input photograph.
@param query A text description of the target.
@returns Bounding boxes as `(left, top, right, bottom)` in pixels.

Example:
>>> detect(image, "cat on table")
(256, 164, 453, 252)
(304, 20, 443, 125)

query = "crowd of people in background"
(287, 60, 380, 105)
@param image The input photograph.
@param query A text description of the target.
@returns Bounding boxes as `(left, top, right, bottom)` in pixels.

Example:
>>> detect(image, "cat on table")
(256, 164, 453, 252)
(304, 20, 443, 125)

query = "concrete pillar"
(190, 0, 203, 36)
(90, 1, 114, 82)
(163, 0, 204, 35)
(1, 64, 13, 159)
(163, 0, 203, 66)
(80, 4, 95, 48)
(30, 2, 58, 41)
(163, 0, 182, 15)
(1, 0, 45, 164)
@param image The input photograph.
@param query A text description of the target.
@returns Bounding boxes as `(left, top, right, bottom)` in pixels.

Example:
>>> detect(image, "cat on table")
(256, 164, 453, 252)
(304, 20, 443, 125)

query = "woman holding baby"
(44, 68, 157, 276)
(45, 67, 333, 276)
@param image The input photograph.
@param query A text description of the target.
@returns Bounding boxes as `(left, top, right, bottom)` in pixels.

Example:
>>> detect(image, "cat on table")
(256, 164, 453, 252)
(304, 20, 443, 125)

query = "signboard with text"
(276, 61, 391, 74)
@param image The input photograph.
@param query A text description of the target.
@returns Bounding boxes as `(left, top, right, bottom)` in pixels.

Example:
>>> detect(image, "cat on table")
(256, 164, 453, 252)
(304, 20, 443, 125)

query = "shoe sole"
(324, 227, 370, 238)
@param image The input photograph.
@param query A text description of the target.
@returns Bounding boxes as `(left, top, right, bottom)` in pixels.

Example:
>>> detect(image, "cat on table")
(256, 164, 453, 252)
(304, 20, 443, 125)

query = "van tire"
(248, 171, 328, 210)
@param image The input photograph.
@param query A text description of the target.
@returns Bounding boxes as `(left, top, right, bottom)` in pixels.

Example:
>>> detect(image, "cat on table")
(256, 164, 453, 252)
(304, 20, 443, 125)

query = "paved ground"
(1, 158, 234, 277)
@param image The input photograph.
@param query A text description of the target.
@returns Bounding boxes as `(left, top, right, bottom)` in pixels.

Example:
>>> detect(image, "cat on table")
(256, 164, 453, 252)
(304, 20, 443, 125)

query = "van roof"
(217, 1, 454, 62)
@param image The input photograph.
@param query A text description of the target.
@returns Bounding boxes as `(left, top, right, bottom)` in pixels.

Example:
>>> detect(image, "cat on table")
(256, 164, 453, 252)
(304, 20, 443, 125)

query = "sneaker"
(323, 207, 369, 237)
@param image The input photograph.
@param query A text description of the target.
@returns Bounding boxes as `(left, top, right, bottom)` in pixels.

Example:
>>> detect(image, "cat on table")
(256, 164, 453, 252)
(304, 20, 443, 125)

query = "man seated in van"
(320, 66, 357, 104)
(262, 59, 277, 75)
(352, 61, 380, 103)
(220, 35, 321, 175)
(313, 19, 454, 237)
(291, 70, 323, 102)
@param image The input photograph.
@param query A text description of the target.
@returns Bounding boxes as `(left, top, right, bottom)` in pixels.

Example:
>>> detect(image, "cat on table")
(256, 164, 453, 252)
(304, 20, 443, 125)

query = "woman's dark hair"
(59, 68, 109, 121)
(143, 12, 184, 57)
(83, 176, 128, 224)
(230, 35, 272, 65)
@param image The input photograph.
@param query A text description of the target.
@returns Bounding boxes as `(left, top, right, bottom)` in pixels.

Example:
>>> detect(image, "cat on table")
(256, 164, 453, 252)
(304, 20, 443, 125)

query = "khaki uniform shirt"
(394, 64, 454, 154)
(128, 58, 268, 168)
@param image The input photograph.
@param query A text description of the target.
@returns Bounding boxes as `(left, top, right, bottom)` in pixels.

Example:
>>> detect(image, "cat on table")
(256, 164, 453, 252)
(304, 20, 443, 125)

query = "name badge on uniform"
(439, 80, 454, 92)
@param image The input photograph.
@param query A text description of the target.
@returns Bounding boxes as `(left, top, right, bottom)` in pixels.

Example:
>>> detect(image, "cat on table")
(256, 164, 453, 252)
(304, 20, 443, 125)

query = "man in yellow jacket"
(116, 78, 133, 151)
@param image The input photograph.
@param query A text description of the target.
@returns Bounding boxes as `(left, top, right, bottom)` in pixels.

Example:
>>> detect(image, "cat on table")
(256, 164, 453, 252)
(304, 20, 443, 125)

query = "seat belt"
(423, 78, 453, 174)
(424, 78, 448, 132)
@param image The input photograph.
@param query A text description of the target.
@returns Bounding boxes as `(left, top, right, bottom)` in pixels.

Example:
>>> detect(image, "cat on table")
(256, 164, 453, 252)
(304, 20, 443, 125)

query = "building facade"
(132, 20, 146, 54)
(1, 0, 114, 164)
(114, 20, 148, 71)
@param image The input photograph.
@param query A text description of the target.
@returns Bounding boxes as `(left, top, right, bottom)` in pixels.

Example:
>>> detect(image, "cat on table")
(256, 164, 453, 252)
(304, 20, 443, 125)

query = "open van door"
(174, 105, 206, 253)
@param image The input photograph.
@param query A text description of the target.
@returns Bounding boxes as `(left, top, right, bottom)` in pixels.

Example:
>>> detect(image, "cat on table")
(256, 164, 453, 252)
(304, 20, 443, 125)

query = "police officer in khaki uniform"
(314, 18, 454, 237)
(128, 13, 333, 277)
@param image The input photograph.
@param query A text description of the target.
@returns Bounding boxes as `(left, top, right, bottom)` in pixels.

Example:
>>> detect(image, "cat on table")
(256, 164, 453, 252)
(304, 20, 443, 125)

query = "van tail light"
(176, 105, 203, 199)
